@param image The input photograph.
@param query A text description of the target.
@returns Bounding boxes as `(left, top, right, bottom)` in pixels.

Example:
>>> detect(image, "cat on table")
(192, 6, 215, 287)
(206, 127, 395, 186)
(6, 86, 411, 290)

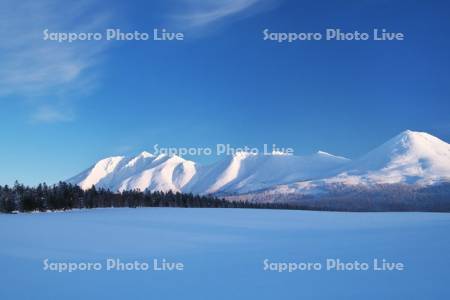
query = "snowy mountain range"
(67, 130, 450, 196)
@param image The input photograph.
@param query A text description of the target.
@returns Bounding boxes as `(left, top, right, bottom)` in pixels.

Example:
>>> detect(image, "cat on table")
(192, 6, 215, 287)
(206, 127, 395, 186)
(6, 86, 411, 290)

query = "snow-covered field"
(1, 208, 449, 299)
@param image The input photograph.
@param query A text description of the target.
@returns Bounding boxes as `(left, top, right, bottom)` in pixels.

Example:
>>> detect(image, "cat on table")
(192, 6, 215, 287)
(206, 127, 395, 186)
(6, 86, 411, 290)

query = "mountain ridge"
(67, 130, 450, 196)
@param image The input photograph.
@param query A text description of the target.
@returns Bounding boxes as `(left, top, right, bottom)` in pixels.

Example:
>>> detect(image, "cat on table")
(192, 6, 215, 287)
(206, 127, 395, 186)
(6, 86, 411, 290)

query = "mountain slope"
(68, 156, 126, 190)
(67, 152, 197, 192)
(186, 151, 349, 194)
(115, 154, 197, 192)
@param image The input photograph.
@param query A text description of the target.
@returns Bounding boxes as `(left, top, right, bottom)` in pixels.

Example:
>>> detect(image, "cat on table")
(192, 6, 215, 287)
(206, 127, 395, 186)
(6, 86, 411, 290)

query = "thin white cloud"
(0, 0, 112, 122)
(31, 106, 74, 123)
(171, 0, 277, 29)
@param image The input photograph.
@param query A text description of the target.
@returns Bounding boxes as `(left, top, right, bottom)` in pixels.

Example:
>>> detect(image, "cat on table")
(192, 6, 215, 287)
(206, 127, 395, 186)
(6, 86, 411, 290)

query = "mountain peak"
(339, 130, 450, 185)
(153, 153, 187, 163)
(398, 129, 432, 139)
(137, 151, 154, 158)
(124, 151, 155, 168)
(389, 130, 448, 152)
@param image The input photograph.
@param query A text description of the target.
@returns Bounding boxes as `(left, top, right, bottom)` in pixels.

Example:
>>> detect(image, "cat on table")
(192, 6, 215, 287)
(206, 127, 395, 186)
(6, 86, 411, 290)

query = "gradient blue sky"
(0, 0, 449, 185)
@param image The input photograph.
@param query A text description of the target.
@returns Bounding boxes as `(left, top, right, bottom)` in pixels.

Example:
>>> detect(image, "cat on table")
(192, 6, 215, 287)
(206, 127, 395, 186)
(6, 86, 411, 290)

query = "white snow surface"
(68, 130, 450, 194)
(1, 208, 450, 299)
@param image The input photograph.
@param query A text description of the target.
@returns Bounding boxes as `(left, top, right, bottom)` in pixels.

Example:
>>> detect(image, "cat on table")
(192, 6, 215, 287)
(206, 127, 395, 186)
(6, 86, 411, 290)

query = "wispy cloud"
(31, 106, 74, 123)
(0, 0, 112, 122)
(170, 0, 278, 30)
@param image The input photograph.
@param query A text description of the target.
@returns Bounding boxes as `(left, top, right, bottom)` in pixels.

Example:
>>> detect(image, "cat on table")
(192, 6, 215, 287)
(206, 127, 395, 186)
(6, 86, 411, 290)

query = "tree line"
(0, 181, 299, 213)
(2, 181, 449, 213)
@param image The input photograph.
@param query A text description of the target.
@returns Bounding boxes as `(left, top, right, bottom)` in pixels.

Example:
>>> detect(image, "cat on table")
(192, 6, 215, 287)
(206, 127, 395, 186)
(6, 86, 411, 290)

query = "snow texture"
(1, 208, 449, 299)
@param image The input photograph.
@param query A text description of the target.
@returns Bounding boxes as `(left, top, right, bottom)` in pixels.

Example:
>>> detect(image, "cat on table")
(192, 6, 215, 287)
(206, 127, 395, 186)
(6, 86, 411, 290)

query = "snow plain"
(1, 208, 449, 299)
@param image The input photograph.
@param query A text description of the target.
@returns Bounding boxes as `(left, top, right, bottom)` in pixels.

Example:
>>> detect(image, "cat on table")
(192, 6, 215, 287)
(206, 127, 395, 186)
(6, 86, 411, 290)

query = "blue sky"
(0, 0, 449, 185)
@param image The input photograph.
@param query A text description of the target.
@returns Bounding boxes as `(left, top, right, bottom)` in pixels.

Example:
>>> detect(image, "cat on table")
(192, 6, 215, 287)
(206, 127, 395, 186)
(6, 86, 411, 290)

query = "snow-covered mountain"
(68, 151, 197, 192)
(333, 130, 450, 185)
(67, 130, 450, 195)
(253, 130, 450, 196)
(185, 151, 349, 194)
(67, 150, 349, 194)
